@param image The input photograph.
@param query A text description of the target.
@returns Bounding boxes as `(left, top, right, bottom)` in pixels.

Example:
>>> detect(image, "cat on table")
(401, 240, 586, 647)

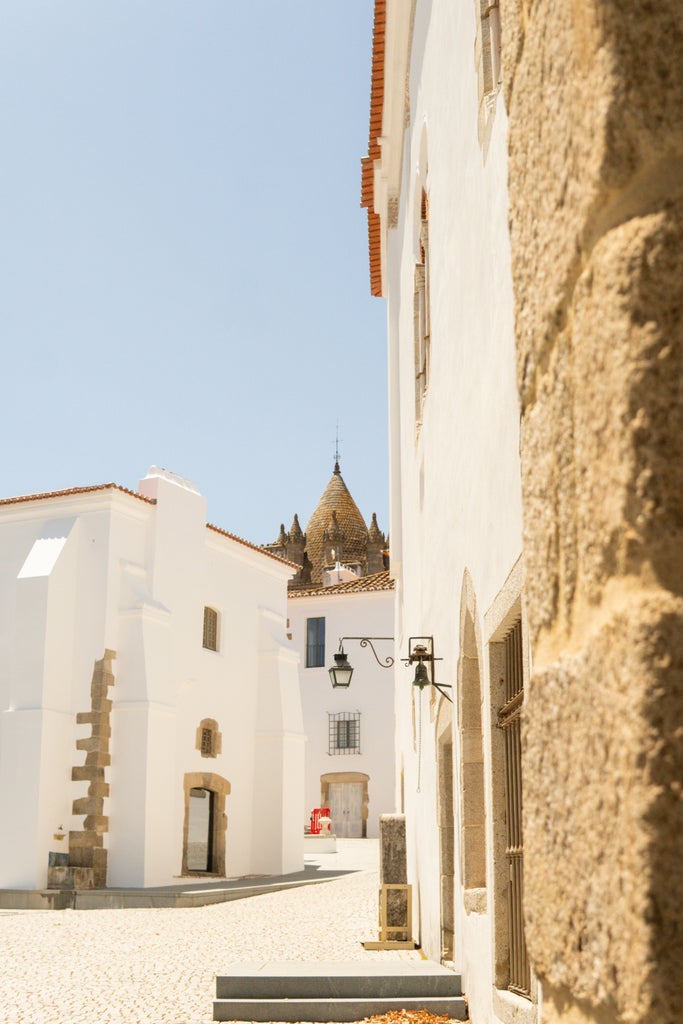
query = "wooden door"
(187, 787, 214, 871)
(328, 782, 363, 838)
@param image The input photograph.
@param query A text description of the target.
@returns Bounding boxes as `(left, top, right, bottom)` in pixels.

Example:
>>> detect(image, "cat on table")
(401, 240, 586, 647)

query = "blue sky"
(0, 1, 387, 545)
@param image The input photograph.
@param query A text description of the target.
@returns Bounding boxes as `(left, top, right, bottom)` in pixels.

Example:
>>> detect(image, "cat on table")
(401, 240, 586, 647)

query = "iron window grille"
(203, 607, 218, 651)
(497, 617, 531, 997)
(328, 711, 361, 755)
(306, 616, 326, 668)
(196, 718, 221, 759)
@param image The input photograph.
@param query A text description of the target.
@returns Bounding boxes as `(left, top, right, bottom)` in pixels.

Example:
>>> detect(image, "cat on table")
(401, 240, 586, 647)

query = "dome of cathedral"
(304, 462, 369, 583)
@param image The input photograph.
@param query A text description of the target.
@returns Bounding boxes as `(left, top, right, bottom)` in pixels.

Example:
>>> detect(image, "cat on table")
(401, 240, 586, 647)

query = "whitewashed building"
(362, 3, 536, 1024)
(288, 570, 395, 839)
(267, 460, 396, 840)
(0, 466, 304, 891)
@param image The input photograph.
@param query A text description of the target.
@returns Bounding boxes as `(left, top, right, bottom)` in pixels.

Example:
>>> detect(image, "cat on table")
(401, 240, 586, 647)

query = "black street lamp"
(328, 637, 394, 688)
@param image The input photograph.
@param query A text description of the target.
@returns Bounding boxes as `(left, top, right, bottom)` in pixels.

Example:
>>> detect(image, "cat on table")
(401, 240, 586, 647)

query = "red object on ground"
(309, 807, 331, 835)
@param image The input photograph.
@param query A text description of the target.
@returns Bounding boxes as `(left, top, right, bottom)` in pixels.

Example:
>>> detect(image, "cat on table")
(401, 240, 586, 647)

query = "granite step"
(213, 961, 467, 1022)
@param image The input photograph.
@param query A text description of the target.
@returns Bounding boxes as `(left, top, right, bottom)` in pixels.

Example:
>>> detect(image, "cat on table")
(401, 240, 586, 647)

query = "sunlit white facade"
(0, 467, 304, 890)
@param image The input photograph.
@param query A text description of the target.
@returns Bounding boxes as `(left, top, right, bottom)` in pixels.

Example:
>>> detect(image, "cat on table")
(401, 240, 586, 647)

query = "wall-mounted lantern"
(328, 634, 452, 702)
(329, 647, 355, 688)
(328, 637, 394, 688)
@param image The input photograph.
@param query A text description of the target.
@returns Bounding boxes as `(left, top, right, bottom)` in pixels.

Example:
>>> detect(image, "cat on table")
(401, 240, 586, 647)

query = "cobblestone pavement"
(0, 840, 419, 1024)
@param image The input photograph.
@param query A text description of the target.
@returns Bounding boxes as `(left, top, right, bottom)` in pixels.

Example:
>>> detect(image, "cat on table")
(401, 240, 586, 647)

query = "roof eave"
(361, 0, 413, 299)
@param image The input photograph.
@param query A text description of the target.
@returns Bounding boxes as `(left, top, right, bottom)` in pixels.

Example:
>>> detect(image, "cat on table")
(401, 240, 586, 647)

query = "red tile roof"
(0, 483, 156, 507)
(289, 569, 395, 598)
(0, 482, 297, 570)
(206, 523, 300, 569)
(361, 0, 386, 297)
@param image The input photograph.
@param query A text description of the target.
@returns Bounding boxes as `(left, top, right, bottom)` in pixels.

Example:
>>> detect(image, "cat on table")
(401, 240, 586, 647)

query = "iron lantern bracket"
(336, 637, 395, 669)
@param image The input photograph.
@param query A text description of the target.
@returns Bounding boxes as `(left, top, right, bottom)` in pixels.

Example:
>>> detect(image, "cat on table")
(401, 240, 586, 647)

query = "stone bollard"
(379, 813, 409, 942)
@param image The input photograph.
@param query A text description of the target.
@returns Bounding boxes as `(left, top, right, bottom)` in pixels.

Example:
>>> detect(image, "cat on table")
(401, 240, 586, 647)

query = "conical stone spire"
(267, 461, 389, 589)
(289, 513, 304, 543)
(368, 512, 384, 543)
(304, 462, 369, 585)
(286, 513, 305, 567)
(367, 512, 386, 575)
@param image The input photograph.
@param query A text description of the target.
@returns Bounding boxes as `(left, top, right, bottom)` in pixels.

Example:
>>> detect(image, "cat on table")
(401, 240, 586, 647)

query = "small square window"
(196, 718, 221, 759)
(328, 712, 361, 755)
(203, 607, 219, 651)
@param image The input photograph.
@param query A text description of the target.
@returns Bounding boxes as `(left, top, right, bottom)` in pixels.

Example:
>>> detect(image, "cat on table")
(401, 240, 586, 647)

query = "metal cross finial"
(334, 422, 342, 469)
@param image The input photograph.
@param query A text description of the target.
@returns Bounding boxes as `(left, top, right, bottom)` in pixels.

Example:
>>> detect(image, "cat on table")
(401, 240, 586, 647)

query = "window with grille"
(475, 0, 502, 148)
(196, 718, 221, 759)
(480, 0, 501, 97)
(306, 617, 325, 668)
(497, 618, 530, 997)
(203, 607, 219, 651)
(328, 712, 361, 754)
(414, 190, 430, 426)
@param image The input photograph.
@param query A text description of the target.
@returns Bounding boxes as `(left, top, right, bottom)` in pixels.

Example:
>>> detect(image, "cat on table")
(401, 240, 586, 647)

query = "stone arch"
(458, 570, 487, 913)
(181, 771, 230, 876)
(436, 697, 456, 962)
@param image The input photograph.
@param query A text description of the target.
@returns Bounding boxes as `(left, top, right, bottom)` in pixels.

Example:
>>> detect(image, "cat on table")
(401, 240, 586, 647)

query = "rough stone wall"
(48, 651, 115, 891)
(504, 2, 683, 1022)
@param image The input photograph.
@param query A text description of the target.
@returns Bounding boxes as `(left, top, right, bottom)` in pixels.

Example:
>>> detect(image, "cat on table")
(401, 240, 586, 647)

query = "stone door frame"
(320, 771, 369, 838)
(181, 771, 230, 876)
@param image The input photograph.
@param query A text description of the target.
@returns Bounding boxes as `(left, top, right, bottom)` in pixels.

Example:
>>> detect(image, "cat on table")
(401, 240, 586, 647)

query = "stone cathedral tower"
(265, 461, 388, 591)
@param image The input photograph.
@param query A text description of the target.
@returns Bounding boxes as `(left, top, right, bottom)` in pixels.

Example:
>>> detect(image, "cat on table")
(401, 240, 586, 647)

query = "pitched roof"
(289, 569, 394, 598)
(206, 523, 299, 569)
(0, 482, 156, 507)
(0, 482, 296, 570)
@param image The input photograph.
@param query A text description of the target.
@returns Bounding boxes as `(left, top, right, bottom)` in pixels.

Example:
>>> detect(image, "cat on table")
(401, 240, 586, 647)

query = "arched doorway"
(181, 772, 230, 875)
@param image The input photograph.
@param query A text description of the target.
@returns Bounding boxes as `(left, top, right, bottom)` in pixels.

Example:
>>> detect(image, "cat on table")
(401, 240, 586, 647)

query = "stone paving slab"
(0, 840, 423, 1024)
(0, 869, 356, 911)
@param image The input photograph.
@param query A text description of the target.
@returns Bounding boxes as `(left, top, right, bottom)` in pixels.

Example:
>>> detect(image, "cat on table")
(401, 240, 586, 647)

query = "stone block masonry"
(505, 1, 683, 1022)
(47, 650, 116, 891)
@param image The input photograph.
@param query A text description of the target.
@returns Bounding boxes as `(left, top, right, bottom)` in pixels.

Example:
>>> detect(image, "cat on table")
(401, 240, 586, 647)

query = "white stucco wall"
(0, 468, 304, 890)
(374, 1, 526, 1020)
(288, 587, 395, 839)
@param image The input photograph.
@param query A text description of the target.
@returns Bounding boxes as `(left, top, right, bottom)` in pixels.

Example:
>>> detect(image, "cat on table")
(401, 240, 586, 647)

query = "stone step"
(213, 995, 468, 1022)
(216, 963, 461, 999)
(46, 865, 94, 890)
(213, 962, 466, 1022)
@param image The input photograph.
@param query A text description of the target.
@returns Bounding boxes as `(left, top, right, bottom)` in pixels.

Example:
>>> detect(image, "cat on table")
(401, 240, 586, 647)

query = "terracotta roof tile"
(360, 0, 386, 298)
(289, 569, 395, 598)
(304, 465, 369, 585)
(207, 523, 299, 569)
(0, 483, 156, 507)
(0, 481, 296, 571)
